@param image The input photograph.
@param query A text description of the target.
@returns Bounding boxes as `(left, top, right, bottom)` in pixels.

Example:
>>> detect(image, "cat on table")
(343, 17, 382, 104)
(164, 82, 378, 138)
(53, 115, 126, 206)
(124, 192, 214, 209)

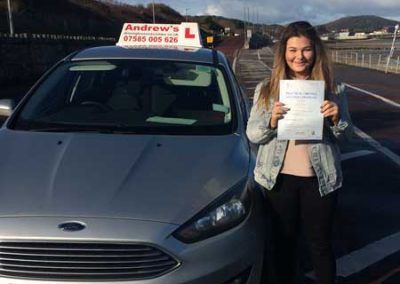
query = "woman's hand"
(270, 101, 289, 129)
(321, 100, 339, 125)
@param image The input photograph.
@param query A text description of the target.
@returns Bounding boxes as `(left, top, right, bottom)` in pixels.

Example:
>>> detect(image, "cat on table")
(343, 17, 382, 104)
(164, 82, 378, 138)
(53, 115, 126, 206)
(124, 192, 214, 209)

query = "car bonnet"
(0, 130, 249, 225)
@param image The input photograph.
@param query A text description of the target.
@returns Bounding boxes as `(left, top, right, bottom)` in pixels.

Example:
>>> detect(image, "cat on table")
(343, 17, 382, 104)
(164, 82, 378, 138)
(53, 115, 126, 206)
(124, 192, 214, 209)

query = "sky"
(122, 0, 400, 25)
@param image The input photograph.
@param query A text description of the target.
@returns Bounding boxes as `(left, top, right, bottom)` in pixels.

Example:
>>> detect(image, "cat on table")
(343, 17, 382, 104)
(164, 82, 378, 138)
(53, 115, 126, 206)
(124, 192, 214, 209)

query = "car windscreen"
(11, 59, 236, 135)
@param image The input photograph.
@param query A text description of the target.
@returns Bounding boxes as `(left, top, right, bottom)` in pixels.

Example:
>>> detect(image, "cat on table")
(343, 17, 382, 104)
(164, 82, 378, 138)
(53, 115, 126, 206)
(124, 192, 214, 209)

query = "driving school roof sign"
(117, 22, 202, 48)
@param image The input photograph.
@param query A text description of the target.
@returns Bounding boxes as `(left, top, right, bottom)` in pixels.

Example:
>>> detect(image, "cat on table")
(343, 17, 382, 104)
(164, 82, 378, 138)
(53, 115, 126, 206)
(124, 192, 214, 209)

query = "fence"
(330, 49, 400, 74)
(0, 32, 116, 42)
(0, 33, 116, 87)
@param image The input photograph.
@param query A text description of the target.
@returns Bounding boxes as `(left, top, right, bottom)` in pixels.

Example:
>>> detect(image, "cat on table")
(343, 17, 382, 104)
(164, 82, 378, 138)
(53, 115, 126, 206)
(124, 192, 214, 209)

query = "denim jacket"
(246, 81, 353, 196)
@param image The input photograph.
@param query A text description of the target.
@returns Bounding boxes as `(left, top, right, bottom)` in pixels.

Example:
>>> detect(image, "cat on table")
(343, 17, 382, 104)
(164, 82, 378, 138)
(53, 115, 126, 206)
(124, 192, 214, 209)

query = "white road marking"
(232, 56, 238, 74)
(306, 231, 400, 279)
(340, 150, 375, 161)
(257, 50, 273, 71)
(263, 47, 274, 55)
(257, 50, 262, 60)
(354, 126, 400, 167)
(344, 83, 400, 109)
(342, 85, 400, 166)
(259, 60, 273, 71)
(258, 61, 273, 71)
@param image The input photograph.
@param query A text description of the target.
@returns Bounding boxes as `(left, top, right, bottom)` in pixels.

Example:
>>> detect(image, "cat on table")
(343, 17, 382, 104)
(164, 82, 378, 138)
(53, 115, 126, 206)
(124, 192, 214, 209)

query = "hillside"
(190, 15, 244, 34)
(0, 0, 184, 36)
(320, 15, 398, 33)
(0, 0, 248, 38)
(3, 1, 395, 39)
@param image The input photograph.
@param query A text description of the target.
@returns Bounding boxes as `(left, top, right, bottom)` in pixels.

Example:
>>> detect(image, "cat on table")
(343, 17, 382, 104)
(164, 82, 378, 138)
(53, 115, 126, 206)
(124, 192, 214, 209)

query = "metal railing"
(330, 50, 400, 74)
(0, 32, 116, 42)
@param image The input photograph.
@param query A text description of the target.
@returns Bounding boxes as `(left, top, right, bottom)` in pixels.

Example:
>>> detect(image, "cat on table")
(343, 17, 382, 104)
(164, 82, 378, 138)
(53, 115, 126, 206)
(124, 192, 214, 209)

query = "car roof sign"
(116, 22, 203, 49)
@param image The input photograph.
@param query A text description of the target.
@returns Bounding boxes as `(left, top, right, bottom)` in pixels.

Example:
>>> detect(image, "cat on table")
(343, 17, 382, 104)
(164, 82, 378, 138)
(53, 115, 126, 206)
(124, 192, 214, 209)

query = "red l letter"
(185, 28, 195, 39)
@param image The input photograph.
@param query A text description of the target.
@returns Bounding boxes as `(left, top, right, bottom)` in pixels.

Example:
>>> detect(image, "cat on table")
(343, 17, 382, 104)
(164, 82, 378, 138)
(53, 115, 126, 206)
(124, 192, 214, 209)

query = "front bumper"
(0, 197, 265, 284)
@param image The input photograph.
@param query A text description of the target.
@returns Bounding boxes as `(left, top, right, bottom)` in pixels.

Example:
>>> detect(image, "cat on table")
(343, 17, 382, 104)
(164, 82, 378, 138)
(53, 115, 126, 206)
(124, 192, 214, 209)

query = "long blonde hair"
(258, 21, 333, 109)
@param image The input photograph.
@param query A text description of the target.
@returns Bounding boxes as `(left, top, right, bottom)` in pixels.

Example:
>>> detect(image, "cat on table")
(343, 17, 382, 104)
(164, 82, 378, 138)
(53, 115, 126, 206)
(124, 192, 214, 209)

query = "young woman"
(246, 21, 353, 284)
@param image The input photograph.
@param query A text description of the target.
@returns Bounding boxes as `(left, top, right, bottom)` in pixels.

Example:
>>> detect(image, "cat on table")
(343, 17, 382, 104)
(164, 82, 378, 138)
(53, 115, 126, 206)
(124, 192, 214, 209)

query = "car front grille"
(0, 242, 179, 281)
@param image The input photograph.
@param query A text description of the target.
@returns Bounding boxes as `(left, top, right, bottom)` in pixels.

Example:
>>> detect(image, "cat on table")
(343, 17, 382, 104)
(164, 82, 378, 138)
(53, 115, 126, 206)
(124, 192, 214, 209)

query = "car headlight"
(173, 178, 252, 243)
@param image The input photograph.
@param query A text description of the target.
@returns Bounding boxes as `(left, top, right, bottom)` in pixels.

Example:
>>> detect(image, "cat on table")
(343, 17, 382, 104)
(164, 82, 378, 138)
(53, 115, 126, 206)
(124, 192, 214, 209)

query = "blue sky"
(121, 0, 400, 25)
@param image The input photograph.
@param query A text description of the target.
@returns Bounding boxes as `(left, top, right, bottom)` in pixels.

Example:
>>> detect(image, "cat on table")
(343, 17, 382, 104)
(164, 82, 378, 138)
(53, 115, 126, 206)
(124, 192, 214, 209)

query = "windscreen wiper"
(23, 122, 136, 134)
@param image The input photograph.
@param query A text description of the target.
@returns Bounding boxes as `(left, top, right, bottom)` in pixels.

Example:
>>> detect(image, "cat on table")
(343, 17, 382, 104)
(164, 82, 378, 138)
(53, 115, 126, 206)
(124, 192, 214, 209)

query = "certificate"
(277, 80, 324, 140)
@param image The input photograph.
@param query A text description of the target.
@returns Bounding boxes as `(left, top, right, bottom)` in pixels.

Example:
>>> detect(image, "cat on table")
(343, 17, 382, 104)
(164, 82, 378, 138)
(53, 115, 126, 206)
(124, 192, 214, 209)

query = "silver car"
(0, 45, 265, 283)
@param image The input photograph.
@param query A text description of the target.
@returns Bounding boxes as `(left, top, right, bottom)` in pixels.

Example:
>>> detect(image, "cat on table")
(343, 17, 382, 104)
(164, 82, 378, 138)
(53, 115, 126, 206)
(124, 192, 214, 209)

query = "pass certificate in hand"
(277, 80, 325, 140)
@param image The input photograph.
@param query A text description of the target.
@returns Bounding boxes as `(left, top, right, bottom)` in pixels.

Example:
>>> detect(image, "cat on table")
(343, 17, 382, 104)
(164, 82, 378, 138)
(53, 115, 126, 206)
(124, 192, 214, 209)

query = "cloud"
(240, 0, 400, 24)
(124, 1, 400, 24)
(204, 4, 222, 16)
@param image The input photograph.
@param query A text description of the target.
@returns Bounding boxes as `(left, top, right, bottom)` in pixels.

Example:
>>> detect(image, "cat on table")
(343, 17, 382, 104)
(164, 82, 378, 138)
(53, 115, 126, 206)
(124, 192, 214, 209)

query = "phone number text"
(123, 35, 178, 43)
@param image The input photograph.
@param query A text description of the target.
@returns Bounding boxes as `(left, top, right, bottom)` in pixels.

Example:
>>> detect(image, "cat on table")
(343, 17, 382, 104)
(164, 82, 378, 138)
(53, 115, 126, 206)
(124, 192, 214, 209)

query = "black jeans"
(262, 174, 338, 284)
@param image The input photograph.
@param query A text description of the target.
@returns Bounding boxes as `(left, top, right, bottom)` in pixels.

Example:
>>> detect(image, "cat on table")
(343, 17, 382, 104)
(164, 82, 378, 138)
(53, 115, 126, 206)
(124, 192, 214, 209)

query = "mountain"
(319, 15, 398, 33)
(0, 0, 184, 36)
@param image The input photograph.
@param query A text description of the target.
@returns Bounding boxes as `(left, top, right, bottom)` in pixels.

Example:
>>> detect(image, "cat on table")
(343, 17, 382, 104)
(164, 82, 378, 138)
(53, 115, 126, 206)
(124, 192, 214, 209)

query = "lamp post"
(385, 24, 399, 73)
(7, 0, 14, 36)
(152, 0, 155, 23)
(185, 8, 190, 22)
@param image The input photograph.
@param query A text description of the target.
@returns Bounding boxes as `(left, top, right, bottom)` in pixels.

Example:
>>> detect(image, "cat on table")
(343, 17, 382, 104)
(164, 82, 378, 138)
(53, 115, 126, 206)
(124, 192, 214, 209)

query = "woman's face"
(285, 36, 314, 79)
